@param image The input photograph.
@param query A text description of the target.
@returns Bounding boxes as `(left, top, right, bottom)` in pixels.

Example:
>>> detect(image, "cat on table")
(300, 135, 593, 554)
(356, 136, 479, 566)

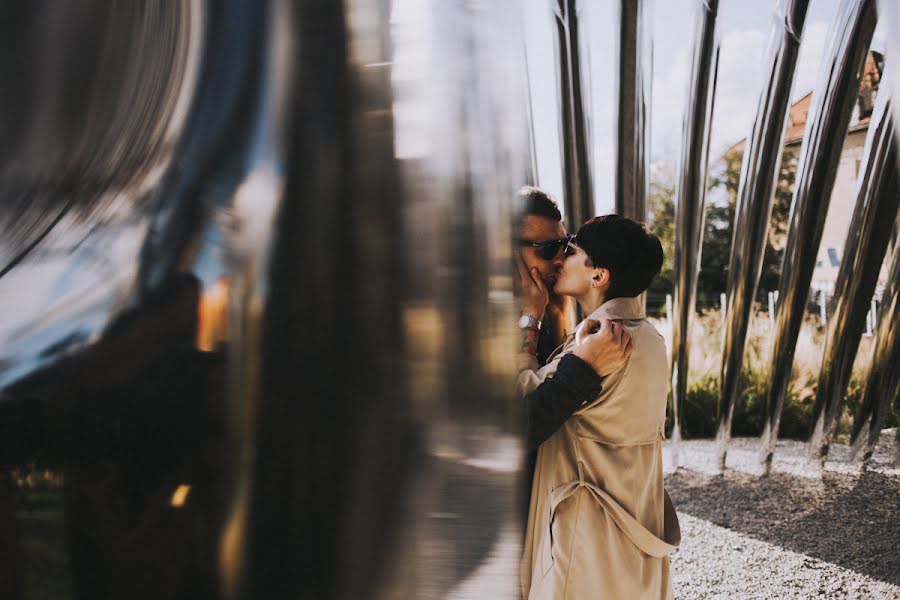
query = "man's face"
(519, 215, 567, 289)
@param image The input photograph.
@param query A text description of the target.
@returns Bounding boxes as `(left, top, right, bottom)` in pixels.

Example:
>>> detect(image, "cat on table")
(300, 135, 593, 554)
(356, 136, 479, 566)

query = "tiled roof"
(726, 51, 883, 154)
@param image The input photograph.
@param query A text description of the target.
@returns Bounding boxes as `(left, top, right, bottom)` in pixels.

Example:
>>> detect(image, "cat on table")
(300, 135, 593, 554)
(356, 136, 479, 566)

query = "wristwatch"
(518, 315, 542, 331)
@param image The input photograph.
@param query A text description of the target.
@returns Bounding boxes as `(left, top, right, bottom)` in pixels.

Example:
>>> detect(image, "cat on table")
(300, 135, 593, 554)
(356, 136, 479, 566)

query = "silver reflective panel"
(669, 0, 720, 451)
(808, 75, 899, 467)
(878, 0, 900, 463)
(0, 1, 529, 598)
(758, 0, 877, 473)
(715, 0, 809, 470)
(850, 223, 900, 465)
(554, 0, 594, 229)
(615, 0, 651, 223)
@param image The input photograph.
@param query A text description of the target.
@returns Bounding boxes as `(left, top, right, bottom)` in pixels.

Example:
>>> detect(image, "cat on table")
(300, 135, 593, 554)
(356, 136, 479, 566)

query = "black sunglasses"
(517, 234, 575, 260)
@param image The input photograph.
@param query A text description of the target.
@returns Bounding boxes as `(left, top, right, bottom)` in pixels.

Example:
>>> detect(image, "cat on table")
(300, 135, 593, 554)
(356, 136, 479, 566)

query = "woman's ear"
(591, 268, 609, 288)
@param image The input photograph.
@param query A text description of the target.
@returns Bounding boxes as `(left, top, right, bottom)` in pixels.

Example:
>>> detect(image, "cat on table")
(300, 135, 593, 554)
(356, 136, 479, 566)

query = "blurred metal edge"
(0, 1, 206, 390)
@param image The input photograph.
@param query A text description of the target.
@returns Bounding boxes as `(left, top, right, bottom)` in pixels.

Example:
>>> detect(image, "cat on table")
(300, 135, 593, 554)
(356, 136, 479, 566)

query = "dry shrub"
(651, 306, 884, 440)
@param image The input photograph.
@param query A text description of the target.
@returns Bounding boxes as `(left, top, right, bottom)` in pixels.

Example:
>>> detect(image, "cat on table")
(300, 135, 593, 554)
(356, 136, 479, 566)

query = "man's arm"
(521, 318, 634, 450)
(523, 353, 602, 451)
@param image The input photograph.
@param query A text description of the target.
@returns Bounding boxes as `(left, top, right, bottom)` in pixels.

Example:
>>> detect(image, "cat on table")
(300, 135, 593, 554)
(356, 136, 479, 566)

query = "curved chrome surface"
(0, 1, 530, 598)
(669, 0, 720, 449)
(881, 0, 900, 167)
(614, 0, 651, 223)
(0, 1, 203, 387)
(808, 77, 899, 466)
(879, 0, 900, 458)
(850, 228, 900, 464)
(758, 0, 877, 473)
(715, 0, 809, 470)
(554, 0, 594, 229)
(1, 1, 290, 598)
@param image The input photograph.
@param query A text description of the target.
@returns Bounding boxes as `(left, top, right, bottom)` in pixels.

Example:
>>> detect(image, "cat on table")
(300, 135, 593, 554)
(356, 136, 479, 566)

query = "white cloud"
(650, 47, 689, 161)
(708, 28, 767, 155)
(704, 19, 829, 158)
(791, 21, 829, 104)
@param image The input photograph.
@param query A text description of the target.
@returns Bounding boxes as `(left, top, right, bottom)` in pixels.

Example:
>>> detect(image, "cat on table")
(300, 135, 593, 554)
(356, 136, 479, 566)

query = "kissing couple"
(514, 187, 681, 600)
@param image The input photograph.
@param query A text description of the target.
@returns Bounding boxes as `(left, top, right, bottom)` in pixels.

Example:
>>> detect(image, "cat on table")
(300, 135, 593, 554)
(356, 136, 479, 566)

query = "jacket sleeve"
(523, 353, 602, 451)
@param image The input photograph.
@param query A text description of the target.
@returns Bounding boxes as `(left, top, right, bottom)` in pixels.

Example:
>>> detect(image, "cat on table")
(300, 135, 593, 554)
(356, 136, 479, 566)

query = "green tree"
(647, 167, 675, 315)
(647, 145, 798, 314)
(700, 146, 798, 306)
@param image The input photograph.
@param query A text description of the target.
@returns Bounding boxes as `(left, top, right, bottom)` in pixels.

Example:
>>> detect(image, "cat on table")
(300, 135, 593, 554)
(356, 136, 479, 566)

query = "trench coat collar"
(585, 296, 645, 322)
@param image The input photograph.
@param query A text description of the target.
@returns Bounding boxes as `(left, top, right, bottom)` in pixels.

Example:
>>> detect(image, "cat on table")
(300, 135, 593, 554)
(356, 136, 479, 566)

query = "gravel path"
(665, 434, 900, 599)
(671, 513, 900, 599)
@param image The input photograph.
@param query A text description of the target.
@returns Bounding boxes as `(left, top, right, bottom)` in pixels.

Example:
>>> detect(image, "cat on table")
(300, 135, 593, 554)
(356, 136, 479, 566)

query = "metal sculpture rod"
(850, 227, 900, 465)
(554, 0, 593, 229)
(877, 0, 900, 461)
(808, 77, 898, 466)
(615, 0, 651, 223)
(758, 0, 877, 474)
(669, 0, 719, 448)
(716, 0, 809, 470)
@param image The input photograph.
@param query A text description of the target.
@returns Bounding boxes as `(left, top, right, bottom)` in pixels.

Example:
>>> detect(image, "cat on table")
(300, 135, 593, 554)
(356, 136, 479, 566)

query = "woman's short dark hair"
(575, 214, 663, 299)
(516, 186, 562, 222)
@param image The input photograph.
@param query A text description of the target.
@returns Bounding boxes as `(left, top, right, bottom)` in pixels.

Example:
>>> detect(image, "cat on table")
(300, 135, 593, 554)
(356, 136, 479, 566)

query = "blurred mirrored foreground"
(0, 1, 899, 599)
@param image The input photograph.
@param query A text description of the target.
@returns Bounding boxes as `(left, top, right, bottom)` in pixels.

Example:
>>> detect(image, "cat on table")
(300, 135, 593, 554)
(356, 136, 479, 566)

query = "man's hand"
(572, 318, 634, 376)
(515, 252, 549, 319)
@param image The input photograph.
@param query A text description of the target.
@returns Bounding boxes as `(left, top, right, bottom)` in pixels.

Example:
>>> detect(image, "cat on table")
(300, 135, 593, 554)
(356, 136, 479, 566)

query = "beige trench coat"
(518, 297, 680, 600)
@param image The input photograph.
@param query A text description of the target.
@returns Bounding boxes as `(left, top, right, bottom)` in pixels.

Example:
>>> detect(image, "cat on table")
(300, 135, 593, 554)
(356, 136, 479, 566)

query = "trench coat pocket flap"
(548, 480, 679, 560)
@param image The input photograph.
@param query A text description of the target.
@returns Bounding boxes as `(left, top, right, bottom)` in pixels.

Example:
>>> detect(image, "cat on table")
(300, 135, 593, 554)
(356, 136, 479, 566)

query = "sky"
(523, 0, 886, 217)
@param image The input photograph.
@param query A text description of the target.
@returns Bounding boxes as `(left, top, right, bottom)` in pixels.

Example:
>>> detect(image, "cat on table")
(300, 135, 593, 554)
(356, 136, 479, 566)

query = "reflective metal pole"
(716, 0, 809, 471)
(758, 0, 877, 474)
(850, 226, 900, 465)
(808, 78, 899, 466)
(615, 0, 651, 223)
(669, 0, 719, 449)
(877, 0, 900, 461)
(554, 0, 594, 229)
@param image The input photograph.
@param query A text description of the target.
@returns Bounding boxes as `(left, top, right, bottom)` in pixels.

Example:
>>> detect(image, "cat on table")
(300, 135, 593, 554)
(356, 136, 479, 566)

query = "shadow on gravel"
(665, 468, 900, 586)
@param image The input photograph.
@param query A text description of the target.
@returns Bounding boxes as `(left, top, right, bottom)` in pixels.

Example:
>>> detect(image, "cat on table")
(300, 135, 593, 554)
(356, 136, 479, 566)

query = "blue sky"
(524, 0, 885, 217)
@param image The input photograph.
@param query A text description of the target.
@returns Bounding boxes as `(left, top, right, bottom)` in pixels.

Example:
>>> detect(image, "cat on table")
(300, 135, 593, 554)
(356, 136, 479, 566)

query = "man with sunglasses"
(514, 187, 634, 450)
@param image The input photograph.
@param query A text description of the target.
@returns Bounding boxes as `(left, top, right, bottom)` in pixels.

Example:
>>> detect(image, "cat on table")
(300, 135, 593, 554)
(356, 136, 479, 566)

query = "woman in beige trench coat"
(518, 215, 680, 600)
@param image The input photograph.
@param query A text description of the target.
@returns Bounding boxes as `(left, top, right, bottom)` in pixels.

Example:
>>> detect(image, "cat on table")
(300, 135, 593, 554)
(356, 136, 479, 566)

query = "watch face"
(518, 315, 539, 329)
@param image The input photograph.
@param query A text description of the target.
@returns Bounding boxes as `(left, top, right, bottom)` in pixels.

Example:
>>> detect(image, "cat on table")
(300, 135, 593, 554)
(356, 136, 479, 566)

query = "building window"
(827, 247, 840, 267)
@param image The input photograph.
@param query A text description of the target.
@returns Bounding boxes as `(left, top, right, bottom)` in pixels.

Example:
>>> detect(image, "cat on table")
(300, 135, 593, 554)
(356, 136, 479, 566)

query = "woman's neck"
(576, 290, 607, 318)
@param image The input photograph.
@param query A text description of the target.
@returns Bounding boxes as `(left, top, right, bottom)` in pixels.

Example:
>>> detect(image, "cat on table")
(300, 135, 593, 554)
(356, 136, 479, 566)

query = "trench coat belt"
(542, 479, 680, 571)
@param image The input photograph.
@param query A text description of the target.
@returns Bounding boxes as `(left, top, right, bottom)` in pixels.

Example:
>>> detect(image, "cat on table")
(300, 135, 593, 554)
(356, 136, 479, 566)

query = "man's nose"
(551, 251, 565, 268)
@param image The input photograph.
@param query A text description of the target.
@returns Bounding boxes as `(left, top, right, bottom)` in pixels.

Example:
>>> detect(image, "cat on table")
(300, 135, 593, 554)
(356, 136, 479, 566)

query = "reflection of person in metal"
(0, 273, 227, 600)
(518, 215, 680, 600)
(515, 186, 572, 365)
